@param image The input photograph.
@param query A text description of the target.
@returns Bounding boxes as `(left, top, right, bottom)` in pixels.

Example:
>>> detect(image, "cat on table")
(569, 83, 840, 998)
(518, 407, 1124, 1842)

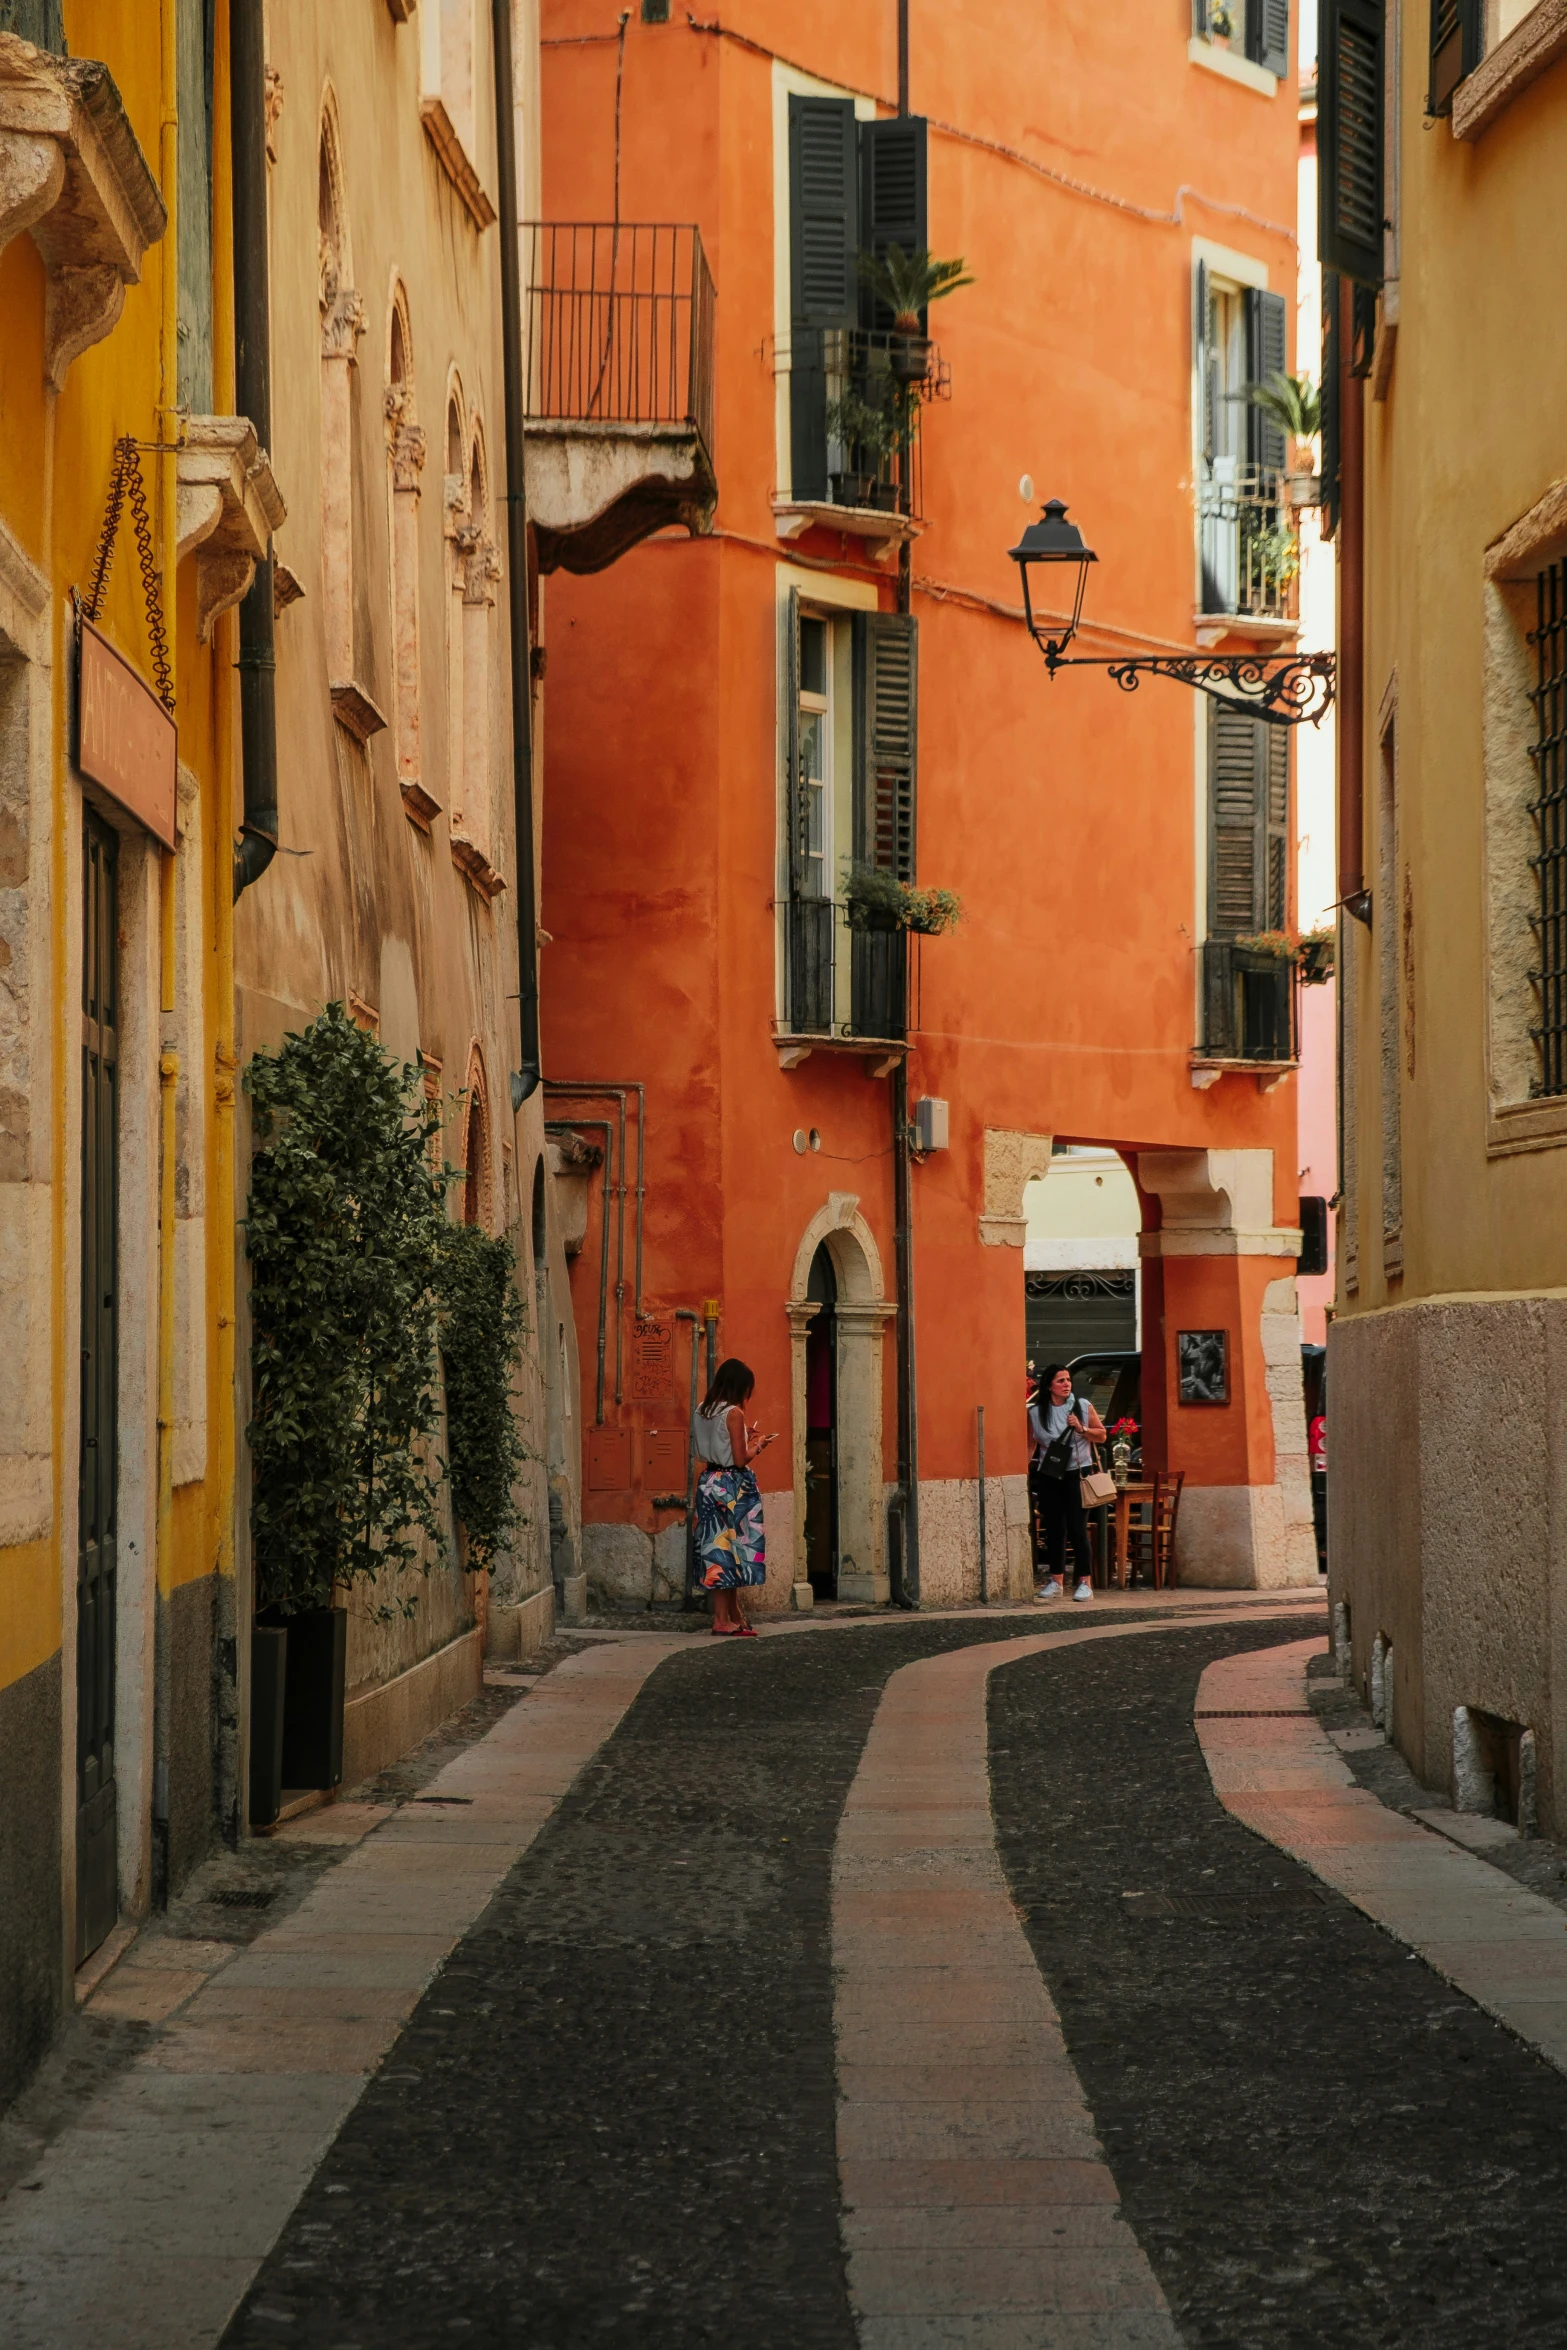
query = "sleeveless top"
(693, 1403, 737, 1468)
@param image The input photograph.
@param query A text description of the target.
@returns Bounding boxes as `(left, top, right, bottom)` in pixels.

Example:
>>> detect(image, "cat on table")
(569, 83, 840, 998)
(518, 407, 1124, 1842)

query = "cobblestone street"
(11, 1596, 1567, 2348)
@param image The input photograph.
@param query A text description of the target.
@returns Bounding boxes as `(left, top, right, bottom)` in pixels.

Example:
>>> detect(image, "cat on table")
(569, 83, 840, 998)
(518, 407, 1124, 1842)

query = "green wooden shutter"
(789, 97, 858, 502)
(1196, 262, 1216, 464)
(1265, 725, 1290, 930)
(859, 116, 928, 330)
(1429, 0, 1483, 116)
(1245, 289, 1288, 472)
(1247, 0, 1291, 76)
(1320, 272, 1341, 540)
(0, 0, 65, 45)
(1319, 0, 1384, 289)
(853, 613, 918, 881)
(1209, 703, 1265, 938)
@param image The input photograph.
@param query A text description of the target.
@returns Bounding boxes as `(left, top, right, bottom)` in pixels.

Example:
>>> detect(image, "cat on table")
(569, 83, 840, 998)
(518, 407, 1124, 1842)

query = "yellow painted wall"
(1340, 26, 1567, 1322)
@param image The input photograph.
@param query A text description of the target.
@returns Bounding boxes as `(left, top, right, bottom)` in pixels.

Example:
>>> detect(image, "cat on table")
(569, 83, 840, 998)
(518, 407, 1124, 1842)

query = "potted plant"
(825, 384, 888, 508)
(1300, 925, 1335, 985)
(246, 1005, 450, 1795)
(1233, 928, 1305, 967)
(842, 863, 963, 935)
(857, 245, 974, 381)
(1247, 370, 1323, 504)
(1108, 1417, 1139, 1485)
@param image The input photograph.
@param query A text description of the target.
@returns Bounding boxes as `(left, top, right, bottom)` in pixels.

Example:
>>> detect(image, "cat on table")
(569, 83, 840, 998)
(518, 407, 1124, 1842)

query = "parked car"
(1067, 1351, 1141, 1459)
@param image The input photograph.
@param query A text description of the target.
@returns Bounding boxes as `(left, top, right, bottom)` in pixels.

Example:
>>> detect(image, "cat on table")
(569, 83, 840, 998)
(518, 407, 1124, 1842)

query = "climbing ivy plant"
(437, 1222, 530, 1570)
(245, 1004, 448, 1618)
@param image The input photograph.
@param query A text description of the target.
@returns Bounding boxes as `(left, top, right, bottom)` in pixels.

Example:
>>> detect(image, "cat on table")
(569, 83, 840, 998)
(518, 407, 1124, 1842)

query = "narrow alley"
(8, 1599, 1567, 2347)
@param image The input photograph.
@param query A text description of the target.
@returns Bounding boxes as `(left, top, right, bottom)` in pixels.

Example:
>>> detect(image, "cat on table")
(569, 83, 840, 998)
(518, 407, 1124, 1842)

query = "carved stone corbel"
(0, 35, 167, 389)
(175, 415, 288, 643)
(462, 532, 500, 606)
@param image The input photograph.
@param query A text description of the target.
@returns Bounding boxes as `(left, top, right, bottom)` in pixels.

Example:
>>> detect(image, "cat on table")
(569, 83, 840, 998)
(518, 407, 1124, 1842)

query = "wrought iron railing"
(779, 326, 947, 519)
(1198, 463, 1297, 621)
(521, 224, 715, 456)
(1200, 940, 1298, 1063)
(784, 900, 907, 1042)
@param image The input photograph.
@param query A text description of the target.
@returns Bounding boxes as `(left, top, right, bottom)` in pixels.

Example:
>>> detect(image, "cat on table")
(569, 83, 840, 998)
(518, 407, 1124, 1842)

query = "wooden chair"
(1151, 1471, 1185, 1589)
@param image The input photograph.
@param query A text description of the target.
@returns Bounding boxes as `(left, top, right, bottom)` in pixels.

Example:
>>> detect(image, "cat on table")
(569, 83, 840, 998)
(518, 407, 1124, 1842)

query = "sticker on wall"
(1177, 1329, 1229, 1406)
(630, 1316, 675, 1401)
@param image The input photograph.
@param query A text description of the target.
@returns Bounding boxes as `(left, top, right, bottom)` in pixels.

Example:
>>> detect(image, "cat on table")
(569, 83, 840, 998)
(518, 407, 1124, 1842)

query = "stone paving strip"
(1198, 1636, 1567, 2074)
(0, 1639, 679, 2350)
(833, 1602, 1321, 2350)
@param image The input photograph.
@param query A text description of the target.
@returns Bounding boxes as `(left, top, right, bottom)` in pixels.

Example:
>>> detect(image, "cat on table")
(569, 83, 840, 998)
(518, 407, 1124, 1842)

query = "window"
(786, 99, 927, 507)
(386, 287, 432, 824)
(782, 594, 916, 1042)
(1193, 0, 1291, 77)
(1319, 0, 1384, 286)
(1531, 562, 1567, 1098)
(1196, 268, 1290, 619)
(419, 0, 495, 227)
(1200, 704, 1295, 1062)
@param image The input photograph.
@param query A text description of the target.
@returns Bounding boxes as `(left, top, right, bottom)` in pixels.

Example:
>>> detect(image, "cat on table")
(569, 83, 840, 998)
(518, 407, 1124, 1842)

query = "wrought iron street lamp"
(1008, 497, 1335, 727)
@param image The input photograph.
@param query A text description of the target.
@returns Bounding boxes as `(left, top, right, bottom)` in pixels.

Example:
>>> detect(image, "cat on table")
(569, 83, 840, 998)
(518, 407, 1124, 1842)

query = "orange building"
(536, 1, 1319, 1607)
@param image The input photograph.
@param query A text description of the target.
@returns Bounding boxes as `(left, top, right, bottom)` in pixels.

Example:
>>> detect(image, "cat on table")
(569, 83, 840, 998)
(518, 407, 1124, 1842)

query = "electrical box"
(914, 1096, 949, 1152)
(586, 1427, 631, 1492)
(641, 1426, 687, 1495)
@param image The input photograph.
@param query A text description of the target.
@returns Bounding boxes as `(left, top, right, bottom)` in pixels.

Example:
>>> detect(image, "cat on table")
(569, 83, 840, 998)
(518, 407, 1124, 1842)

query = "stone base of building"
(1174, 1484, 1319, 1589)
(485, 1586, 556, 1662)
(1329, 1293, 1567, 1837)
(340, 1625, 484, 1793)
(0, 1650, 62, 2114)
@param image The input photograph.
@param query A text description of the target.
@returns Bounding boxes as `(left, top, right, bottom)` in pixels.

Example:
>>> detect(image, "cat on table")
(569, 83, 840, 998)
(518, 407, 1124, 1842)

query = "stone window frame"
(418, 0, 497, 230)
(383, 275, 433, 827)
(1484, 478, 1567, 1155)
(318, 91, 384, 747)
(1453, 0, 1567, 141)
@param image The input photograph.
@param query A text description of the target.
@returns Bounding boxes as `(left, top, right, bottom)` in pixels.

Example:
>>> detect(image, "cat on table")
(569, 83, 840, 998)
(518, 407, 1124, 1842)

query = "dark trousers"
(1035, 1470, 1091, 1581)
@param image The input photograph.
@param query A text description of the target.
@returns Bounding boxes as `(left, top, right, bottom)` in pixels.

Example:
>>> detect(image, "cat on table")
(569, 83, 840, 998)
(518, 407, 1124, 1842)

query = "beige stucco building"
(1327, 0, 1567, 1830)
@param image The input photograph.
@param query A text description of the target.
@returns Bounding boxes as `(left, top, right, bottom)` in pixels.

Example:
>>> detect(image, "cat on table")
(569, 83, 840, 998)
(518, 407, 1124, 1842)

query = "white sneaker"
(1072, 1580, 1093, 1603)
(1035, 1577, 1063, 1600)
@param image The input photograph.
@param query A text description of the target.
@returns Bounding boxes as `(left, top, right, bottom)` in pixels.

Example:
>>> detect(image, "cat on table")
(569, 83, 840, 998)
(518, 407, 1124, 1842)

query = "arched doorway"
(787, 1194, 896, 1609)
(803, 1244, 838, 1599)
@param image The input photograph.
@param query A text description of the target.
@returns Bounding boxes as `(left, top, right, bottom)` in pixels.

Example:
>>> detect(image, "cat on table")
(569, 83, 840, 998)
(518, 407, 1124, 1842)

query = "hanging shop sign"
(76, 618, 178, 851)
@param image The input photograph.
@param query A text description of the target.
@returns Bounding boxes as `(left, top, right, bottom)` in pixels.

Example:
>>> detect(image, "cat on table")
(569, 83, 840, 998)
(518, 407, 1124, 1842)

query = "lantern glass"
(1008, 499, 1098, 661)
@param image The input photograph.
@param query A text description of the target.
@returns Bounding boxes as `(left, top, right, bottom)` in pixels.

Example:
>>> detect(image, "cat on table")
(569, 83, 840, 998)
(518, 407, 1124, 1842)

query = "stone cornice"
(1453, 0, 1567, 140)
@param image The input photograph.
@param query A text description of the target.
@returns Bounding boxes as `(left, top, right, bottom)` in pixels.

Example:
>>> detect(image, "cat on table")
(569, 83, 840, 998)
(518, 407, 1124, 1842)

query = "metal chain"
(81, 435, 176, 716)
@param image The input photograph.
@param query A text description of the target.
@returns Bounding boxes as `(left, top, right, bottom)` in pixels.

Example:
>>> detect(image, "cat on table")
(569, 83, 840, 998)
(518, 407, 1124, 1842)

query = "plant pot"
(847, 903, 903, 933)
(277, 1605, 347, 1792)
(248, 1624, 288, 1828)
(1301, 936, 1335, 985)
(1286, 472, 1322, 509)
(871, 481, 903, 514)
(889, 331, 929, 383)
(830, 472, 877, 510)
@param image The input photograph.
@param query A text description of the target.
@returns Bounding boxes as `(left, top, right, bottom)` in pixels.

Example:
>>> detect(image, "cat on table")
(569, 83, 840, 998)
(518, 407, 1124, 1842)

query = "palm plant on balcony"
(1248, 370, 1323, 499)
(857, 245, 974, 379)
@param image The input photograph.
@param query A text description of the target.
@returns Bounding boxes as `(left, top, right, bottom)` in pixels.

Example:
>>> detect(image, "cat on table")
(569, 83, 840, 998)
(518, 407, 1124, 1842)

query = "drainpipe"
(674, 1307, 701, 1612)
(230, 0, 277, 898)
(153, 0, 180, 1903)
(1337, 278, 1370, 928)
(492, 0, 542, 1102)
(544, 1080, 648, 1403)
(546, 1119, 613, 1426)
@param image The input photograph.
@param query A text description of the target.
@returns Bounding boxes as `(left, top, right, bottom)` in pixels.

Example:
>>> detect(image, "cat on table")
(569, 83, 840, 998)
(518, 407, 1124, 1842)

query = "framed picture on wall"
(1177, 1329, 1228, 1406)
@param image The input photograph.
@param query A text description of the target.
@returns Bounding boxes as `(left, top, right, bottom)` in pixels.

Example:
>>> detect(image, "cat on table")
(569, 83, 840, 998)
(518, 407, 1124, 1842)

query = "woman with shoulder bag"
(1028, 1363, 1107, 1602)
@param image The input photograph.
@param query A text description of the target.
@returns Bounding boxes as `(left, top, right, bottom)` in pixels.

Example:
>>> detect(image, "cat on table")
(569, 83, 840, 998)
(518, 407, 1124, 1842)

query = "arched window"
(385, 282, 430, 822)
(462, 1058, 491, 1228)
(318, 100, 373, 738)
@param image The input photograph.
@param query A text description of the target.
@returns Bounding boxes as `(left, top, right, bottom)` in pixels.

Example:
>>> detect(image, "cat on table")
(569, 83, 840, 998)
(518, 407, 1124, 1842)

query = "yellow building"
(0, 0, 264, 2091)
(1324, 0, 1567, 1828)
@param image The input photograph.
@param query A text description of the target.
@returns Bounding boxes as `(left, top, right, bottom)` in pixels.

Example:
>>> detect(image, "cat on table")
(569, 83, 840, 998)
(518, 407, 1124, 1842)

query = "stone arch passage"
(785, 1194, 896, 1610)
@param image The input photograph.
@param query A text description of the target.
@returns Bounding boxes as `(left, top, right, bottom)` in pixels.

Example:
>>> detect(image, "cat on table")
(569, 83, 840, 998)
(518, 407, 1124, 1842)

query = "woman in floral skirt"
(693, 1357, 774, 1635)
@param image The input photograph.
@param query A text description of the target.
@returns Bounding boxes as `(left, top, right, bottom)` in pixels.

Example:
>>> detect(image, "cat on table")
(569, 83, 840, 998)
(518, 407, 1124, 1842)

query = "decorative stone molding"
(978, 1127, 1054, 1248)
(264, 64, 283, 163)
(450, 833, 506, 899)
(526, 418, 718, 576)
(273, 562, 305, 615)
(330, 680, 388, 744)
(390, 418, 427, 495)
(1453, 0, 1567, 140)
(462, 531, 499, 607)
(1136, 1148, 1301, 1258)
(175, 415, 286, 643)
(321, 285, 366, 361)
(419, 96, 496, 230)
(0, 33, 167, 389)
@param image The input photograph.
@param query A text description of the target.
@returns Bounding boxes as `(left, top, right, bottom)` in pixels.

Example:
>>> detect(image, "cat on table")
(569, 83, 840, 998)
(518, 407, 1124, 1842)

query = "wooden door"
(76, 810, 119, 1965)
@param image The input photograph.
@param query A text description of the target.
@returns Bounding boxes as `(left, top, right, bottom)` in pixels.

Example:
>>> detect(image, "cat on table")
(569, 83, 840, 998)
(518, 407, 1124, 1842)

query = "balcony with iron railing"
(1193, 940, 1298, 1087)
(772, 326, 949, 559)
(1197, 462, 1299, 629)
(781, 899, 908, 1061)
(521, 222, 716, 575)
